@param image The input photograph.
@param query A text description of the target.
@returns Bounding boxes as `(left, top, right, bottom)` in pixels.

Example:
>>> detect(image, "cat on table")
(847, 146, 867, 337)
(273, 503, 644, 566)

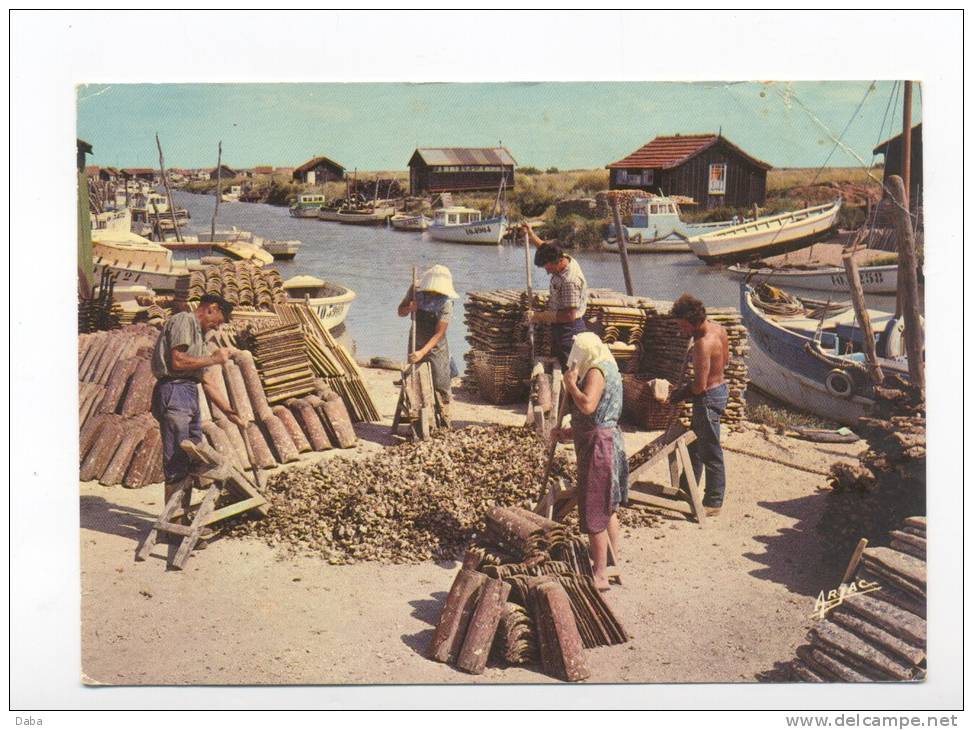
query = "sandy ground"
(80, 367, 864, 685)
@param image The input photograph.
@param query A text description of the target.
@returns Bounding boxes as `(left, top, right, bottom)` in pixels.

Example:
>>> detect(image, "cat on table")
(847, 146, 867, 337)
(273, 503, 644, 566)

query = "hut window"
(708, 164, 727, 194)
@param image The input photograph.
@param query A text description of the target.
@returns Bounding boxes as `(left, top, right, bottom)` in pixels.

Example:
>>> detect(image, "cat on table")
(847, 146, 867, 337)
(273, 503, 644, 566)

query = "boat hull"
(428, 216, 507, 244)
(333, 207, 395, 225)
(93, 259, 190, 293)
(599, 238, 690, 254)
(689, 201, 841, 264)
(317, 209, 343, 222)
(290, 207, 321, 218)
(390, 215, 430, 231)
(740, 284, 873, 426)
(728, 264, 898, 295)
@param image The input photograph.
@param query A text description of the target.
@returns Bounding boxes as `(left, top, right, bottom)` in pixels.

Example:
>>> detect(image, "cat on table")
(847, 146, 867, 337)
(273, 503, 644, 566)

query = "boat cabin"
(433, 207, 483, 226)
(297, 194, 326, 205)
(630, 197, 681, 227)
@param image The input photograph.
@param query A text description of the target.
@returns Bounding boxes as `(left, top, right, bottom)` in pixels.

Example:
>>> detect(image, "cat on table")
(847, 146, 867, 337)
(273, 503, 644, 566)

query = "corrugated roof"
(411, 147, 517, 167)
(253, 165, 274, 174)
(873, 123, 922, 155)
(607, 134, 771, 171)
(294, 156, 345, 175)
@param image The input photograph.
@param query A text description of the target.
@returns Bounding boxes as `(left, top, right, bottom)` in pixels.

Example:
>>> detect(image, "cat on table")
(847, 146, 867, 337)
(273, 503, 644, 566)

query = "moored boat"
(92, 229, 191, 292)
(689, 200, 842, 264)
(390, 213, 431, 231)
(728, 262, 898, 295)
(282, 275, 357, 331)
(741, 283, 909, 425)
(601, 196, 740, 253)
(290, 193, 327, 218)
(427, 206, 507, 245)
(332, 205, 395, 225)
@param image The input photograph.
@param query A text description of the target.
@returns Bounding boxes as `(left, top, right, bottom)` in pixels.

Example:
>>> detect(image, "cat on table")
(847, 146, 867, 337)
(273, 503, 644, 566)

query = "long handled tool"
(534, 386, 569, 513)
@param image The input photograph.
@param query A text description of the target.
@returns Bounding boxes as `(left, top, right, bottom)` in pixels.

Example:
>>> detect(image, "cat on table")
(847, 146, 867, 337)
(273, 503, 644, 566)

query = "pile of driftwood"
(820, 376, 925, 562)
(784, 517, 926, 682)
(429, 506, 629, 681)
(79, 323, 357, 488)
(187, 261, 286, 310)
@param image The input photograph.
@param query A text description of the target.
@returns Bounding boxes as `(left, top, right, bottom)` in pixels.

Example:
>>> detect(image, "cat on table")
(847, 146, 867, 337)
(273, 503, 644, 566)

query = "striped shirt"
(547, 256, 588, 318)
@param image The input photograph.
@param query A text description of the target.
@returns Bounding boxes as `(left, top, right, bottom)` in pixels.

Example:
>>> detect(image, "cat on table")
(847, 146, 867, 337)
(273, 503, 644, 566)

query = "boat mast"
(211, 141, 222, 240)
(901, 81, 912, 210)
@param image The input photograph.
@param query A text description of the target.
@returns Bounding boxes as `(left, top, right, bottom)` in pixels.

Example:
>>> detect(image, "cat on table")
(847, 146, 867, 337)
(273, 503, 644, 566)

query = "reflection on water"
(172, 191, 895, 361)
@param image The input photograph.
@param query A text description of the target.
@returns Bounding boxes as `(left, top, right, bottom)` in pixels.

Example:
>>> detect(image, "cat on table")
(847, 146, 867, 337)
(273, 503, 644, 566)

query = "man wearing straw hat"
(522, 223, 589, 369)
(397, 264, 458, 425)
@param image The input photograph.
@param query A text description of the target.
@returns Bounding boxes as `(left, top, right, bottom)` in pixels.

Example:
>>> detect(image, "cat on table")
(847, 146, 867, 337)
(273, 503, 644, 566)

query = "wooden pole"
(901, 81, 913, 210)
(524, 227, 535, 362)
(608, 196, 635, 296)
(842, 245, 884, 386)
(888, 175, 924, 395)
(410, 266, 418, 389)
(211, 141, 222, 240)
(155, 133, 182, 243)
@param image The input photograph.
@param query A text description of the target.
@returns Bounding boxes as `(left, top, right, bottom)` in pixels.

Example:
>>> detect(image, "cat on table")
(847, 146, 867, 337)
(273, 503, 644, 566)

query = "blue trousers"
(681, 384, 729, 507)
(151, 380, 202, 483)
(552, 318, 588, 370)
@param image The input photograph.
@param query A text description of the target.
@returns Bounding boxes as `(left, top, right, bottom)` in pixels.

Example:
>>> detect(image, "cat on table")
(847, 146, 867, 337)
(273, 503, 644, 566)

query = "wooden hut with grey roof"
(408, 147, 516, 195)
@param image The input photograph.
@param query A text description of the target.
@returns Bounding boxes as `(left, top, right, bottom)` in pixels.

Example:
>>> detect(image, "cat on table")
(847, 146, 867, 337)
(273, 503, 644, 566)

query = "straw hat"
(419, 265, 459, 299)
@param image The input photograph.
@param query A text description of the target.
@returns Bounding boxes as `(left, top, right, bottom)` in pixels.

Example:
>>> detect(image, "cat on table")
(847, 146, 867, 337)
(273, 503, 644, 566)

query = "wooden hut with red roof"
(607, 133, 771, 210)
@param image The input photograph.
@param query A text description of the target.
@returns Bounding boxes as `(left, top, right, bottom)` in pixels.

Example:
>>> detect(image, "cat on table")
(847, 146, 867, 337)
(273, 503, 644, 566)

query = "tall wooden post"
(524, 227, 535, 362)
(155, 133, 182, 243)
(888, 175, 924, 395)
(211, 141, 222, 240)
(608, 196, 635, 296)
(901, 81, 913, 210)
(842, 245, 884, 386)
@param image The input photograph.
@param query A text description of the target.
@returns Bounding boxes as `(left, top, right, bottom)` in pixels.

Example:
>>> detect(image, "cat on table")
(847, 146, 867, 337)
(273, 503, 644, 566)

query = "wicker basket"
(621, 374, 681, 431)
(471, 350, 531, 405)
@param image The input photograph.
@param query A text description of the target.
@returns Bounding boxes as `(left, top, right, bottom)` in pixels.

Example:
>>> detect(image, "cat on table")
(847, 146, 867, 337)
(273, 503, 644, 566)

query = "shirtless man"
(669, 294, 730, 516)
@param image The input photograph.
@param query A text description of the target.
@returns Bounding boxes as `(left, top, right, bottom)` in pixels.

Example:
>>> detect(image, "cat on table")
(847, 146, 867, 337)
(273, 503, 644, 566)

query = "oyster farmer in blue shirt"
(397, 265, 458, 425)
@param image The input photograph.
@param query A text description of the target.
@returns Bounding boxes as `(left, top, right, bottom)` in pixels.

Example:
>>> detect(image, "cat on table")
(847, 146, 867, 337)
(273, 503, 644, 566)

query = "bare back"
(692, 319, 729, 392)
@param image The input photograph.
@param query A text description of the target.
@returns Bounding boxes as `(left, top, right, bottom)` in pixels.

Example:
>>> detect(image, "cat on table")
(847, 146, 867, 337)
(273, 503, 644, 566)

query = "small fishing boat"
(428, 206, 507, 245)
(332, 205, 395, 226)
(689, 200, 842, 264)
(163, 231, 275, 266)
(282, 275, 357, 331)
(390, 213, 431, 231)
(728, 262, 898, 295)
(260, 240, 301, 260)
(741, 283, 910, 425)
(290, 193, 327, 218)
(601, 196, 741, 253)
(92, 229, 191, 292)
(221, 185, 242, 202)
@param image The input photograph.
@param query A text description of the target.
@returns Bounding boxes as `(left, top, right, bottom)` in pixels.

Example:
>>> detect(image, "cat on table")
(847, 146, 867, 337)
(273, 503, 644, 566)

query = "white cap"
(419, 264, 459, 299)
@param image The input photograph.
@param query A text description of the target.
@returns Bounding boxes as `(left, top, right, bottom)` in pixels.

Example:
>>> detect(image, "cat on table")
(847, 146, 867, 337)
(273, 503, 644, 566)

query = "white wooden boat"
(428, 206, 507, 245)
(316, 206, 344, 222)
(390, 213, 431, 231)
(333, 205, 395, 226)
(282, 275, 356, 331)
(92, 230, 191, 292)
(728, 262, 898, 295)
(741, 283, 909, 425)
(221, 185, 242, 202)
(689, 200, 841, 264)
(601, 196, 740, 253)
(260, 240, 301, 260)
(164, 232, 275, 266)
(290, 193, 327, 218)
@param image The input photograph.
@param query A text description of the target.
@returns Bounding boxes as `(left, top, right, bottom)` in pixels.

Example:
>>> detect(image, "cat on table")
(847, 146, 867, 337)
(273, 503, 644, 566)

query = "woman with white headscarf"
(397, 264, 458, 424)
(553, 331, 629, 591)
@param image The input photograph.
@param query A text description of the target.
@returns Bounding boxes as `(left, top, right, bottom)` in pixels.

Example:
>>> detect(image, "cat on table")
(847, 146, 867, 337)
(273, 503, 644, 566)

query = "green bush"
(545, 167, 560, 174)
(519, 166, 542, 175)
(542, 215, 608, 250)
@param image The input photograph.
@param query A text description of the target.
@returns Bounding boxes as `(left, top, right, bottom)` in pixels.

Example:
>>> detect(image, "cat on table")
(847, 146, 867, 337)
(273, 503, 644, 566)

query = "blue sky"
(76, 81, 919, 171)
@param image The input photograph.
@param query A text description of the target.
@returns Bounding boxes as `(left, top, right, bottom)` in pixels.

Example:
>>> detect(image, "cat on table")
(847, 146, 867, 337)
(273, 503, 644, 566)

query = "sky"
(76, 81, 921, 171)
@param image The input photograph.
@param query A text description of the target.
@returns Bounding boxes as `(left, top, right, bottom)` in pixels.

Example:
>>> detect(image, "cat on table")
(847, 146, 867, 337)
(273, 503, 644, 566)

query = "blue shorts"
(151, 379, 202, 483)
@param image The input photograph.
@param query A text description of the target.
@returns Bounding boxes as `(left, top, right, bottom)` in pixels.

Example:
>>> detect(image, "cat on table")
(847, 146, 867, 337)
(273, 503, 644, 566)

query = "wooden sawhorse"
(391, 361, 442, 441)
(625, 423, 707, 526)
(135, 439, 269, 570)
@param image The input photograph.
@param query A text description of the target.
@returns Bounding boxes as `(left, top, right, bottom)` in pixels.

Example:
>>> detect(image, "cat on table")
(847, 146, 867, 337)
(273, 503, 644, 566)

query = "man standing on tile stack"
(522, 222, 589, 369)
